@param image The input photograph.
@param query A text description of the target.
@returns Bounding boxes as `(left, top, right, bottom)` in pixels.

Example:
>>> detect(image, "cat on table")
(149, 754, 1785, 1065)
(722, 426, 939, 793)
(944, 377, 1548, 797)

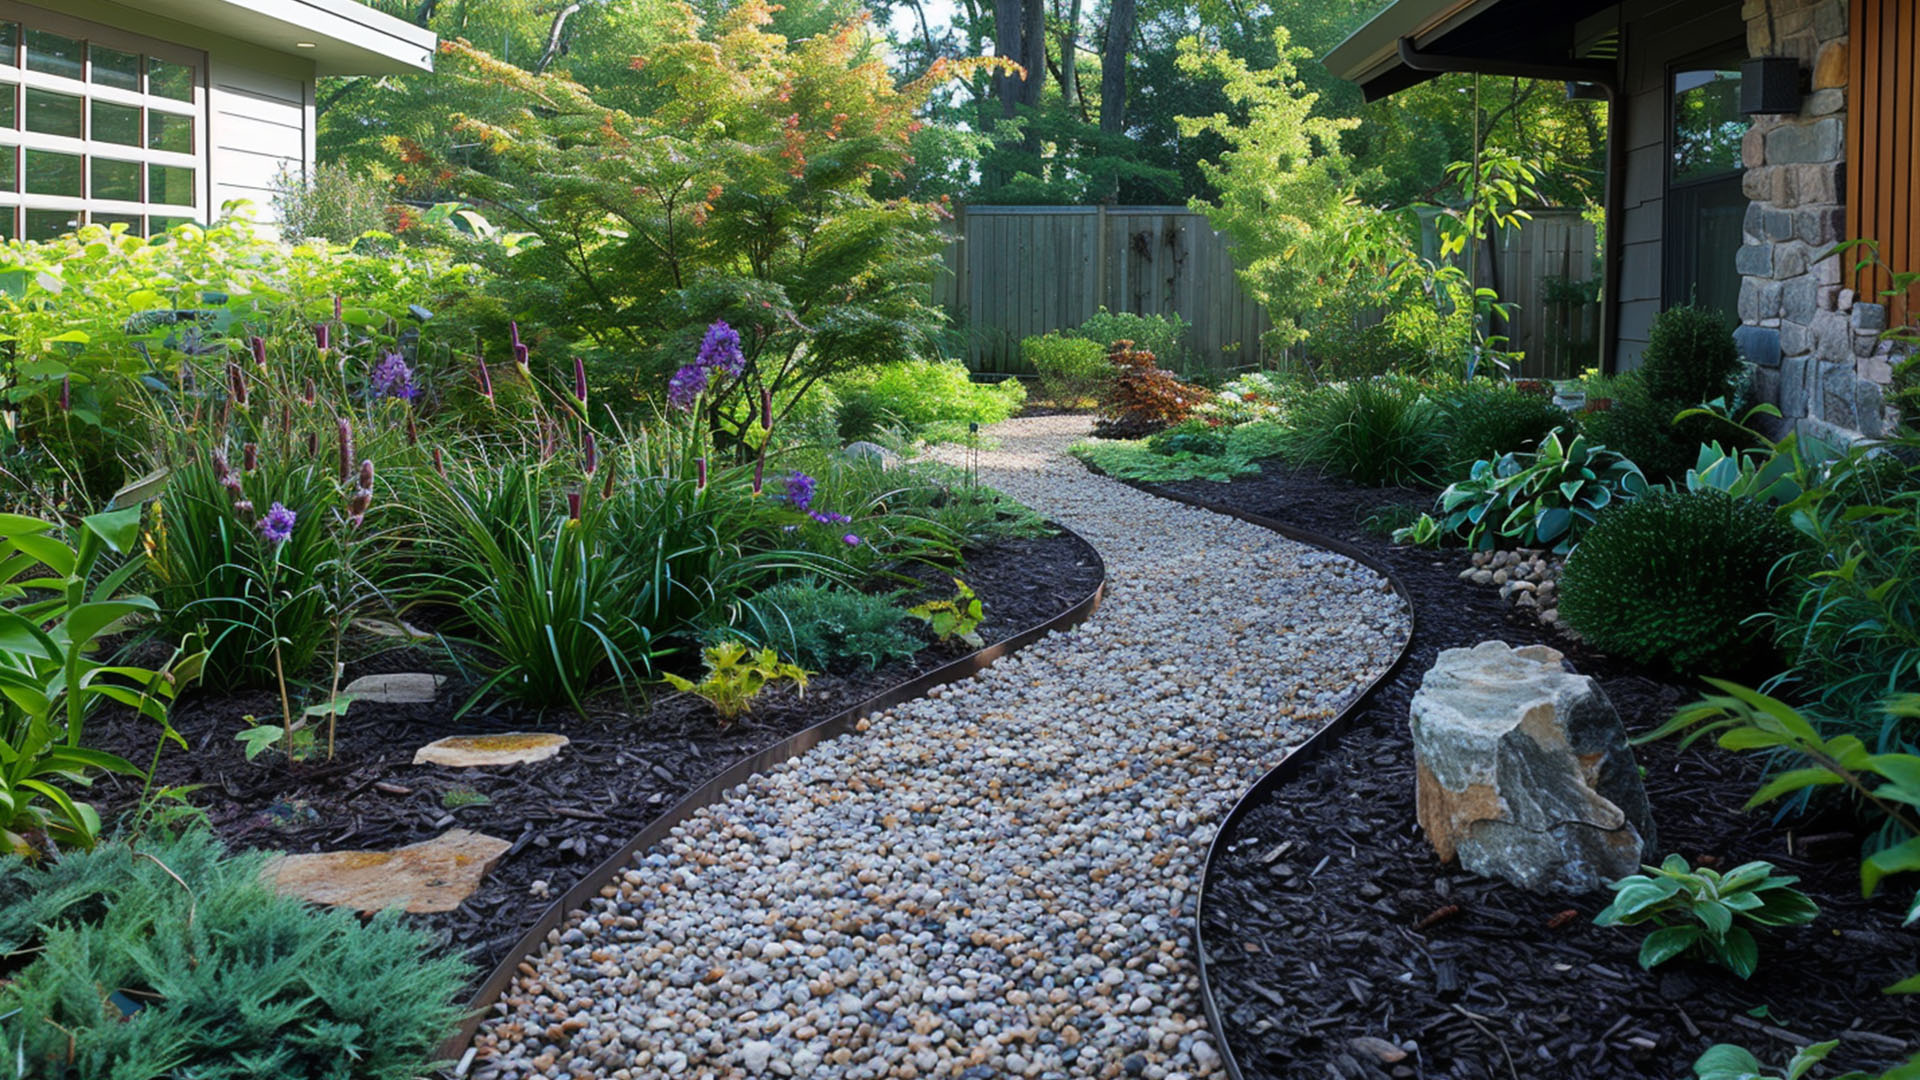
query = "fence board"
(939, 205, 1599, 378)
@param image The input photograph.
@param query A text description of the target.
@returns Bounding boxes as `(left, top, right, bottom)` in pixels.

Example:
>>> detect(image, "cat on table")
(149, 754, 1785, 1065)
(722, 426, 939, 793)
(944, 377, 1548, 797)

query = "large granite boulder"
(1409, 641, 1655, 893)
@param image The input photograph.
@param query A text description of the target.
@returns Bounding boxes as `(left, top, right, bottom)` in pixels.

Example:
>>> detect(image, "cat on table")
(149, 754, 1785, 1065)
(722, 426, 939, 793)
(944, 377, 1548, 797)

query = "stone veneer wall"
(1736, 0, 1897, 439)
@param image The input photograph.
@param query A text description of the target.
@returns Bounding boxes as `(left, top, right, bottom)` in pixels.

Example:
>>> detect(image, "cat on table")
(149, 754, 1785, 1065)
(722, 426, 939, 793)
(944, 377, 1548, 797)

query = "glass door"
(1665, 54, 1748, 319)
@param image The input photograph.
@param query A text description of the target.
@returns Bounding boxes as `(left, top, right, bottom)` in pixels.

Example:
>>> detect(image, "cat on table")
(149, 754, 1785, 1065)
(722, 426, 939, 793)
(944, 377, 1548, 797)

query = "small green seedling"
(908, 577, 984, 648)
(1594, 853, 1819, 979)
(663, 642, 809, 725)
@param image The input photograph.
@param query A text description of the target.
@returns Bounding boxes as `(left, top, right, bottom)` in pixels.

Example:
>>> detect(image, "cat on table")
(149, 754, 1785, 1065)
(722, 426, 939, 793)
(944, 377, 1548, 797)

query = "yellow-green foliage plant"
(908, 577, 985, 648)
(663, 642, 810, 725)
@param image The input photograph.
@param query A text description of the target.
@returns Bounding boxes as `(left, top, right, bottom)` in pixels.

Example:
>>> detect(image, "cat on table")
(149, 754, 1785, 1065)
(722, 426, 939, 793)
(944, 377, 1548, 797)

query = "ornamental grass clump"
(1559, 489, 1802, 675)
(1281, 377, 1448, 488)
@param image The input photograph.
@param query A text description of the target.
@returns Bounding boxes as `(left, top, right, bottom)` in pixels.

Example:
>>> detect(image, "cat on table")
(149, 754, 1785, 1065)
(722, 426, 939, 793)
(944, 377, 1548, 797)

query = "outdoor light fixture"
(295, 41, 317, 48)
(1740, 56, 1802, 114)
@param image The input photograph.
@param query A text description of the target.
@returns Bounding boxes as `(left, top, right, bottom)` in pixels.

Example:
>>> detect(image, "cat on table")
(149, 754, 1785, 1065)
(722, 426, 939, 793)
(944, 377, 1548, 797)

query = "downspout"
(1394, 37, 1626, 373)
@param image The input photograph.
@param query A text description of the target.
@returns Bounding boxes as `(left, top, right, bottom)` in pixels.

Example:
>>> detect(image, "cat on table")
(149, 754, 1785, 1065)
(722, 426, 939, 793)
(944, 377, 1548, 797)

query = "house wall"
(16, 0, 315, 229)
(1737, 0, 1896, 439)
(1611, 0, 1748, 371)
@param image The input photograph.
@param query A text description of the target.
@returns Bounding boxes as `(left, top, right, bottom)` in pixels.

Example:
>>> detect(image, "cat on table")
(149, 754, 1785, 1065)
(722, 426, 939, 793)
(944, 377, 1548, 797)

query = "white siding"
(207, 45, 312, 227)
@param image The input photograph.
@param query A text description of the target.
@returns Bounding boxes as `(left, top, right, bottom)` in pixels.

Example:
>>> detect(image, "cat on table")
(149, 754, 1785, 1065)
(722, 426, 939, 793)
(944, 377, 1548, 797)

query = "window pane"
(0, 209, 14, 244)
(0, 82, 13, 129)
(91, 212, 143, 236)
(91, 158, 140, 201)
(0, 144, 15, 191)
(0, 23, 17, 68)
(24, 148, 80, 196)
(1672, 69, 1745, 184)
(24, 88, 82, 138)
(92, 100, 140, 146)
(25, 208, 79, 240)
(150, 164, 194, 205)
(147, 58, 194, 102)
(147, 110, 192, 153)
(89, 45, 140, 91)
(24, 30, 83, 81)
(150, 214, 195, 234)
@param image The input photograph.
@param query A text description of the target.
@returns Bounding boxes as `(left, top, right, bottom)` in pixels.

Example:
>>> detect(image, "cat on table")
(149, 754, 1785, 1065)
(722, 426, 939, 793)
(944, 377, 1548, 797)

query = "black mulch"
(88, 527, 1101, 991)
(1150, 463, 1918, 1080)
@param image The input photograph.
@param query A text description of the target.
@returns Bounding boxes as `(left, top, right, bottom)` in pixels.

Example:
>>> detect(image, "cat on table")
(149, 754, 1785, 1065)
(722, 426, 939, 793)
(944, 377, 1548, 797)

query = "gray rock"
(840, 440, 900, 468)
(741, 1040, 774, 1075)
(1409, 641, 1655, 894)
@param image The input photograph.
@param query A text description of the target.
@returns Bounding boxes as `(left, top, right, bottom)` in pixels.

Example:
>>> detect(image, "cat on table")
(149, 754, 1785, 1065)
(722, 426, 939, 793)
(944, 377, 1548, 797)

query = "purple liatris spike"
(567, 491, 582, 520)
(314, 324, 330, 352)
(582, 429, 599, 475)
(371, 352, 417, 400)
(58, 375, 69, 413)
(233, 499, 255, 523)
(258, 502, 296, 545)
(306, 430, 318, 456)
(250, 335, 267, 367)
(842, 533, 862, 546)
(357, 459, 375, 491)
(573, 356, 588, 405)
(761, 386, 773, 431)
(333, 295, 342, 321)
(476, 356, 495, 401)
(432, 446, 445, 476)
(667, 364, 707, 411)
(695, 457, 708, 490)
(228, 362, 248, 408)
(784, 471, 816, 511)
(753, 456, 764, 496)
(512, 342, 529, 370)
(303, 377, 316, 406)
(337, 418, 354, 484)
(510, 321, 521, 349)
(697, 320, 744, 377)
(243, 443, 258, 472)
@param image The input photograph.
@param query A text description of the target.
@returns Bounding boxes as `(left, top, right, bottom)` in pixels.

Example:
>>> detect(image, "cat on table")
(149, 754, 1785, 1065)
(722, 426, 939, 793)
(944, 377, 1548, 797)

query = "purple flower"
(809, 510, 851, 526)
(314, 324, 330, 352)
(250, 335, 267, 367)
(259, 502, 297, 545)
(783, 471, 816, 511)
(842, 533, 862, 546)
(58, 376, 69, 413)
(573, 355, 588, 405)
(667, 363, 708, 410)
(476, 356, 495, 401)
(371, 352, 417, 400)
(697, 320, 745, 377)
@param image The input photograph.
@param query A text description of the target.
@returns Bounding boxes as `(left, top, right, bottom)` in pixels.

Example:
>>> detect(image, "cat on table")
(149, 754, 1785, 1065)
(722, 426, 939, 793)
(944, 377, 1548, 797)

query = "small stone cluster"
(1457, 549, 1575, 638)
(1737, 0, 1898, 440)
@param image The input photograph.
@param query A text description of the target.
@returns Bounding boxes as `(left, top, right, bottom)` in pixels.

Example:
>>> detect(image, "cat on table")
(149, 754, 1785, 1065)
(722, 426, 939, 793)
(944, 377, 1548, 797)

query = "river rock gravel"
(468, 415, 1410, 1080)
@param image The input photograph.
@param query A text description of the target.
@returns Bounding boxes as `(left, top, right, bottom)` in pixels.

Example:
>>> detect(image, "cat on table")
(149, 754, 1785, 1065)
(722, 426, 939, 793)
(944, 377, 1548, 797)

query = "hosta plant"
(1594, 853, 1819, 979)
(0, 509, 203, 854)
(663, 642, 809, 725)
(1695, 1041, 1920, 1080)
(1643, 683, 1920, 993)
(908, 578, 985, 648)
(1420, 428, 1649, 552)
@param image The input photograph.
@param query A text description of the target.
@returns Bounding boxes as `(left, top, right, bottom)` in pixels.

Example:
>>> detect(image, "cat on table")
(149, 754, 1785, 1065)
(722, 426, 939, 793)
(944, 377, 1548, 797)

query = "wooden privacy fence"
(934, 205, 1602, 380)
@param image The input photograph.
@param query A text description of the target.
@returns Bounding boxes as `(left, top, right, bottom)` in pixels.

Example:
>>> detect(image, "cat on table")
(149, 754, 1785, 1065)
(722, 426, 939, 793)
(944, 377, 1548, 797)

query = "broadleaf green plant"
(1416, 428, 1648, 553)
(1642, 683, 1920, 993)
(908, 577, 985, 648)
(1593, 853, 1819, 979)
(1695, 1040, 1920, 1080)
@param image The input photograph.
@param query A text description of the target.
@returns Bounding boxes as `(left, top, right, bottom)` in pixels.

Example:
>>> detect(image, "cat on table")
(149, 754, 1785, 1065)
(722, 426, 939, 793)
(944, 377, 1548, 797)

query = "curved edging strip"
(436, 534, 1108, 1076)
(1085, 463, 1418, 1080)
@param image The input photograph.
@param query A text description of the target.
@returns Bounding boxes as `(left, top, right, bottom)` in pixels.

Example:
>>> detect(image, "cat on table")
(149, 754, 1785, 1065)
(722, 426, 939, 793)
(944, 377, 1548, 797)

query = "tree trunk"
(1095, 0, 1136, 199)
(994, 0, 1026, 120)
(1059, 0, 1082, 112)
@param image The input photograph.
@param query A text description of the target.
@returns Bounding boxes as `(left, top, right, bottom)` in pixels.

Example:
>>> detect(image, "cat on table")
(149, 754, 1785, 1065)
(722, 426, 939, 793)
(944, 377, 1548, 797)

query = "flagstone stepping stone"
(413, 732, 570, 768)
(266, 828, 510, 914)
(351, 616, 432, 641)
(342, 671, 444, 703)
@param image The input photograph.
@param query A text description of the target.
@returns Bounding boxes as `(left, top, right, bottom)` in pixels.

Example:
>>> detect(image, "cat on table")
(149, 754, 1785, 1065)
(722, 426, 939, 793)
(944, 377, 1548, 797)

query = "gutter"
(1393, 37, 1627, 375)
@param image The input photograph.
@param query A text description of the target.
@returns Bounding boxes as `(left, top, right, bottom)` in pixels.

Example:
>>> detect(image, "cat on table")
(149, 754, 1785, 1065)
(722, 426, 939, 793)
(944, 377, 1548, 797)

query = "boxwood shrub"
(1560, 489, 1802, 674)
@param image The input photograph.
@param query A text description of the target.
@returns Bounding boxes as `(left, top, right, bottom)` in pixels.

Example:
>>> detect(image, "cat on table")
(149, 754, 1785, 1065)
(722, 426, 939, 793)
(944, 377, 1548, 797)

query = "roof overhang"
(103, 0, 434, 74)
(1327, 0, 1619, 101)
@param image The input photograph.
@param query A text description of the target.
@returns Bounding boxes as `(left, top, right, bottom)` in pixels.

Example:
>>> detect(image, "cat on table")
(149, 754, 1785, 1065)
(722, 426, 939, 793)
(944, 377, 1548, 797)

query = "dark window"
(1665, 53, 1749, 320)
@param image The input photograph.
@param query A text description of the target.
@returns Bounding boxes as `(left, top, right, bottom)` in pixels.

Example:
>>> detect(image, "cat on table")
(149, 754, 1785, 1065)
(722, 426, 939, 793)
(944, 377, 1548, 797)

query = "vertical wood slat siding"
(1847, 0, 1920, 318)
(937, 206, 1597, 378)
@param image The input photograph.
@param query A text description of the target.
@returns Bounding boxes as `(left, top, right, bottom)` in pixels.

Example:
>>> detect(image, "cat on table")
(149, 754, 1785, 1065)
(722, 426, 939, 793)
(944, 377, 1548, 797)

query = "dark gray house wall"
(1607, 0, 1748, 371)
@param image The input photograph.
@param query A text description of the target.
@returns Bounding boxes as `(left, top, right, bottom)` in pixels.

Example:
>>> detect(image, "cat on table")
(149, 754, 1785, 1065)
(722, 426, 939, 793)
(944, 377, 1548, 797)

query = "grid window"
(0, 11, 206, 242)
(23, 29, 82, 81)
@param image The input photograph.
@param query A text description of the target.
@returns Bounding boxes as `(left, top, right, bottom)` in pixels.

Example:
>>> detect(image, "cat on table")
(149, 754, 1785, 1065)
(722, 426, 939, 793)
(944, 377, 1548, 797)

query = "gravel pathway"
(471, 415, 1410, 1080)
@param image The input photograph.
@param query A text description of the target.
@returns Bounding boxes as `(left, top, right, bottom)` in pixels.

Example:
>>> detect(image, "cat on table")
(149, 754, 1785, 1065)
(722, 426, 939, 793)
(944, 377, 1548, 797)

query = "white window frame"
(0, 1, 209, 241)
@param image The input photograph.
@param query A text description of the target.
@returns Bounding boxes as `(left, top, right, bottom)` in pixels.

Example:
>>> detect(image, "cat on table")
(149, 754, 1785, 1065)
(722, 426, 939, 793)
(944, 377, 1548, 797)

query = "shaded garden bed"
(89, 527, 1101, 990)
(1151, 463, 1918, 1080)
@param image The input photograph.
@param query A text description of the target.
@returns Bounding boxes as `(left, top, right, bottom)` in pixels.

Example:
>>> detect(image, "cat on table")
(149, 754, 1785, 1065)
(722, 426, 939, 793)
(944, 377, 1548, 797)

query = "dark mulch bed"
(89, 528, 1101, 991)
(1151, 463, 1919, 1080)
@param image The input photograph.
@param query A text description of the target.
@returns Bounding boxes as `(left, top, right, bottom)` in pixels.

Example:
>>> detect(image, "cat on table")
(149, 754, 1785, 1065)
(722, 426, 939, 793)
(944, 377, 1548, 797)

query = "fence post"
(1095, 204, 1109, 317)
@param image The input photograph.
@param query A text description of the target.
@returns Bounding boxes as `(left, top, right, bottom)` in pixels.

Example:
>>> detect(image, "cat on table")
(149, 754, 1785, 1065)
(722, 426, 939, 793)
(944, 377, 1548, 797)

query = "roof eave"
(105, 0, 435, 74)
(1324, 0, 1495, 90)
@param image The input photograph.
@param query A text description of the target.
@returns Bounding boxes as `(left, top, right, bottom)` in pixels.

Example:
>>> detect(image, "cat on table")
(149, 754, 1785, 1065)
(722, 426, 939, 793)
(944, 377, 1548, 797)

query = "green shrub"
(1072, 439, 1262, 483)
(832, 361, 1025, 443)
(1281, 378, 1448, 487)
(1640, 303, 1743, 406)
(737, 580, 924, 672)
(1148, 419, 1230, 458)
(1022, 333, 1110, 407)
(0, 828, 467, 1078)
(1069, 309, 1192, 373)
(1441, 380, 1573, 474)
(1423, 429, 1648, 553)
(1581, 374, 1727, 483)
(1560, 490, 1802, 673)
(1226, 419, 1291, 461)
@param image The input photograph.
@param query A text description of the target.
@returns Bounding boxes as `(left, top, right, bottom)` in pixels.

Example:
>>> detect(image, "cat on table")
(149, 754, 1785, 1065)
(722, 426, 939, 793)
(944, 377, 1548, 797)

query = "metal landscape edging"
(436, 538, 1108, 1075)
(1089, 466, 1419, 1080)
